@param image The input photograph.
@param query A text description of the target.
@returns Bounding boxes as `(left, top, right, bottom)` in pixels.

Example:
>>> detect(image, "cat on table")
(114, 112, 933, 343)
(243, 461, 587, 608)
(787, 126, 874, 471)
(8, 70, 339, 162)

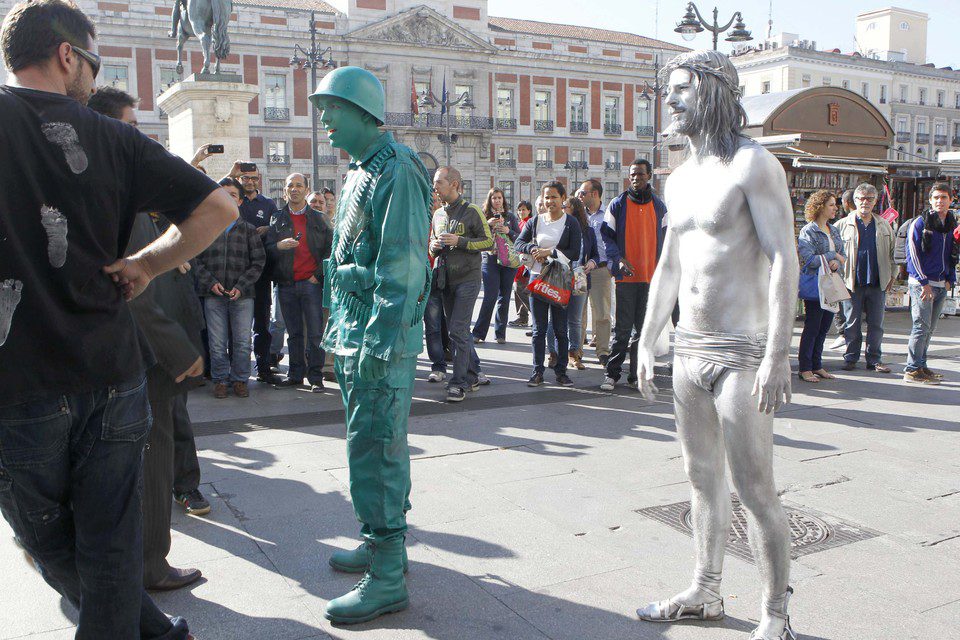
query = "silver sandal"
(750, 586, 797, 640)
(637, 586, 724, 622)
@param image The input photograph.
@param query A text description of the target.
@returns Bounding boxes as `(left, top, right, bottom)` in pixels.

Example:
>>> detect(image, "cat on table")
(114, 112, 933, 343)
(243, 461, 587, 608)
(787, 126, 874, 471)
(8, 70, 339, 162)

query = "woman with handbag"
(473, 188, 521, 344)
(546, 197, 599, 370)
(515, 181, 582, 387)
(797, 190, 847, 383)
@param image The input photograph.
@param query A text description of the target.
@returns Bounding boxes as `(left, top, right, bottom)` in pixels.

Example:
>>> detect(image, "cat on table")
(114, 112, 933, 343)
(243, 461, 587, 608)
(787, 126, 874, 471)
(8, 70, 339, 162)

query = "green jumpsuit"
(323, 131, 431, 546)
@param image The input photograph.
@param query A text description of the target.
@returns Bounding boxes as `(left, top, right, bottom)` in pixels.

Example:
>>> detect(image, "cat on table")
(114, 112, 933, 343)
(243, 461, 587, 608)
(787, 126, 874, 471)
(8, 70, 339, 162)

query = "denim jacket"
(797, 221, 846, 276)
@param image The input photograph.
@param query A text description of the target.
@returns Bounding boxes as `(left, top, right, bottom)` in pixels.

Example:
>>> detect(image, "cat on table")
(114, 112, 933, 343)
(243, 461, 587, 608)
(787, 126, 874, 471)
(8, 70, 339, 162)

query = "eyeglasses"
(71, 44, 101, 78)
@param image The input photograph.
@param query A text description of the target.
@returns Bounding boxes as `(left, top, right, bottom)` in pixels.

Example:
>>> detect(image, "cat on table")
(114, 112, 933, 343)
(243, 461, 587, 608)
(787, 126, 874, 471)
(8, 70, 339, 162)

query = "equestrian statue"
(169, 0, 232, 75)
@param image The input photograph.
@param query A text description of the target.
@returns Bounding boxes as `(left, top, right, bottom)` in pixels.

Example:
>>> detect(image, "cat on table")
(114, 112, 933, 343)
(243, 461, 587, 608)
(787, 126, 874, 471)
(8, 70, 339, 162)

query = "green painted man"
(309, 67, 432, 625)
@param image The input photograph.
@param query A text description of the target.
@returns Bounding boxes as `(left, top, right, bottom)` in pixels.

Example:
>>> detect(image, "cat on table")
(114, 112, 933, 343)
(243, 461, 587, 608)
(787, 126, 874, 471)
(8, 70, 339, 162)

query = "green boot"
(324, 538, 409, 625)
(328, 540, 409, 574)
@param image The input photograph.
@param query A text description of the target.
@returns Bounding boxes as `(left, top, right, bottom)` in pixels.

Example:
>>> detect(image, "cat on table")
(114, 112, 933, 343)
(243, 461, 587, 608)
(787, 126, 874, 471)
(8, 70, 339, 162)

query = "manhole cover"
(636, 494, 880, 562)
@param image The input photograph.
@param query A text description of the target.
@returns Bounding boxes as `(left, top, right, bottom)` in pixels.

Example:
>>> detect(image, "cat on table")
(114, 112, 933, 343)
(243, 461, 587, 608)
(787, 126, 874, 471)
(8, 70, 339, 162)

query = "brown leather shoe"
(922, 367, 944, 380)
(232, 381, 249, 398)
(868, 362, 891, 373)
(213, 383, 228, 399)
(569, 350, 586, 370)
(146, 566, 202, 591)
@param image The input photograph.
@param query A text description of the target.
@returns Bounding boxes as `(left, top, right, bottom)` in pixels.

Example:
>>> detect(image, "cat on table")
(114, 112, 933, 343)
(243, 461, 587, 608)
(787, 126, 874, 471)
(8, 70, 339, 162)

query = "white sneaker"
(600, 377, 616, 391)
(828, 335, 846, 350)
(428, 371, 446, 383)
(476, 373, 491, 386)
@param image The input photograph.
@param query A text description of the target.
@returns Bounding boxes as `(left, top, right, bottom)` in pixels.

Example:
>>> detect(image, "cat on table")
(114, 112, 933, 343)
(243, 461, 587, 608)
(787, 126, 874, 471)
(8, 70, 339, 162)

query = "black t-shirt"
(0, 86, 218, 407)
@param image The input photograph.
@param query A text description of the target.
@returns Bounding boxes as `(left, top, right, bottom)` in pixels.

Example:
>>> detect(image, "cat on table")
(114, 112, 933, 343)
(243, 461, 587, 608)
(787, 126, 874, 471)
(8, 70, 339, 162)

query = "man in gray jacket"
(429, 167, 493, 402)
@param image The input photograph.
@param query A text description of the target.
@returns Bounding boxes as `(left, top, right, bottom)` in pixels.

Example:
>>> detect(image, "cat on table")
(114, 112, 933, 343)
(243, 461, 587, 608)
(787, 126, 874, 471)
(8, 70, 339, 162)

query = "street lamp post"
(639, 56, 663, 186)
(419, 89, 475, 167)
(674, 2, 753, 51)
(563, 161, 582, 187)
(289, 11, 336, 190)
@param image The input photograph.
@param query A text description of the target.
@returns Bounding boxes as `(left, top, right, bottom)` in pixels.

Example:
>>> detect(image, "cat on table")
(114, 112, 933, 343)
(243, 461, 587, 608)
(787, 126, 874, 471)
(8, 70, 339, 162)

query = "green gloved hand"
(358, 348, 388, 381)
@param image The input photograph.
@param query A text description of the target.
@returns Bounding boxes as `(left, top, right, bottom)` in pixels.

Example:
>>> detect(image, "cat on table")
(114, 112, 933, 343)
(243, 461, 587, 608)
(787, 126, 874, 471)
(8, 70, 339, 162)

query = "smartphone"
(294, 232, 302, 240)
(239, 162, 257, 173)
(208, 144, 224, 154)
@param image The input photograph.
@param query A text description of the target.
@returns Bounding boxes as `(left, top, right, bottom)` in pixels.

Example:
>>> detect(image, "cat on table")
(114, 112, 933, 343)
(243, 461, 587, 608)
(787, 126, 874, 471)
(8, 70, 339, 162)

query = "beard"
(66, 66, 90, 105)
(665, 107, 701, 138)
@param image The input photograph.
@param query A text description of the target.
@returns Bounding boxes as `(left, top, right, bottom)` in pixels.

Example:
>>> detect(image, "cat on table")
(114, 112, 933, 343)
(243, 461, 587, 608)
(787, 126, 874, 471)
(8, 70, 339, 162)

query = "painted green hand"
(358, 348, 388, 381)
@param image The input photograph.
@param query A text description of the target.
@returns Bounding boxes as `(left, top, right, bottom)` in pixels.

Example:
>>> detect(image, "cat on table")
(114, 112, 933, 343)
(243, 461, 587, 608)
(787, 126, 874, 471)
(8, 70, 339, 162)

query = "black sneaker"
(173, 489, 211, 516)
(308, 380, 325, 393)
(446, 387, 466, 402)
(598, 354, 609, 367)
(556, 373, 574, 387)
(527, 373, 544, 387)
(257, 372, 281, 384)
(274, 377, 303, 389)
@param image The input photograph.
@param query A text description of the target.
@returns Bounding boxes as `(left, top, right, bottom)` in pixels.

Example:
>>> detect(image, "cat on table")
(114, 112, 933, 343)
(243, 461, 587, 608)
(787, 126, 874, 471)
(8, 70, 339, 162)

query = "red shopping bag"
(527, 260, 572, 308)
(880, 183, 899, 224)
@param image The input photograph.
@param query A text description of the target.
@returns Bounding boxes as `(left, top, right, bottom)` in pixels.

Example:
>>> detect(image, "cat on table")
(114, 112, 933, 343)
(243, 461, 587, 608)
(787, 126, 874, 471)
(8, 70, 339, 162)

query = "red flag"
(411, 75, 419, 115)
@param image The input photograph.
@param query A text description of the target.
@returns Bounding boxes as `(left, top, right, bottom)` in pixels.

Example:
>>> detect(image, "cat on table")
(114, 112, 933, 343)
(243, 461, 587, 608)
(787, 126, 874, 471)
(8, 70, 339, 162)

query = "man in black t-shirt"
(0, 2, 236, 638)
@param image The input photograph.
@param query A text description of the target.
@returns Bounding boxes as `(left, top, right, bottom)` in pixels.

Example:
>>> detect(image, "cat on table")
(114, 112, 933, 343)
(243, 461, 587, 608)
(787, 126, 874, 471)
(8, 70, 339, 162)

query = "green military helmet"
(309, 66, 385, 126)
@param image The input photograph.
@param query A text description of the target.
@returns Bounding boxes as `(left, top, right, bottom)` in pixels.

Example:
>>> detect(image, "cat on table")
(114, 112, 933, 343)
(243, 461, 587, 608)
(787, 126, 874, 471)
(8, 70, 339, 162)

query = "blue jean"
(0, 377, 189, 640)
(842, 284, 886, 365)
(532, 296, 569, 375)
(798, 300, 835, 372)
(204, 296, 254, 384)
(269, 283, 286, 357)
(424, 286, 447, 373)
(441, 279, 481, 390)
(905, 283, 948, 371)
(473, 259, 518, 341)
(278, 279, 325, 383)
(547, 292, 587, 354)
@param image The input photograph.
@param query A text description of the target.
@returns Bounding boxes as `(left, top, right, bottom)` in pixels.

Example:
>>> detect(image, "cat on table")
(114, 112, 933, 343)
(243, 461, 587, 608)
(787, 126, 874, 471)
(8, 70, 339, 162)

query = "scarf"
(626, 183, 653, 205)
(921, 210, 957, 253)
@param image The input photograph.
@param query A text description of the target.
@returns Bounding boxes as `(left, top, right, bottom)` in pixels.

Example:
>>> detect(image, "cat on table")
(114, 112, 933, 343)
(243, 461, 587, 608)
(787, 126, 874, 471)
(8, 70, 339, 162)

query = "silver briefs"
(674, 326, 767, 392)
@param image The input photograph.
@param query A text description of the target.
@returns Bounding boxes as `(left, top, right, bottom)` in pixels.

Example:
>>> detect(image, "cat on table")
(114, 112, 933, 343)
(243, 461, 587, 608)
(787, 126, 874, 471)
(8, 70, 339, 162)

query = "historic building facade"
(732, 8, 960, 164)
(0, 0, 686, 203)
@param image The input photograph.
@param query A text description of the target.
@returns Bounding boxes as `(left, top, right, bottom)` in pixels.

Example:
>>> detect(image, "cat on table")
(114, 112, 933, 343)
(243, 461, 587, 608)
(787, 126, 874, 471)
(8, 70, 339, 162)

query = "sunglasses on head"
(70, 44, 101, 78)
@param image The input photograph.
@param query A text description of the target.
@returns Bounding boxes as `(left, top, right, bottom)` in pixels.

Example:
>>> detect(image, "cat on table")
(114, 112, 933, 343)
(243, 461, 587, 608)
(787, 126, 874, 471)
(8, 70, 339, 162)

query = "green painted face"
(315, 95, 380, 160)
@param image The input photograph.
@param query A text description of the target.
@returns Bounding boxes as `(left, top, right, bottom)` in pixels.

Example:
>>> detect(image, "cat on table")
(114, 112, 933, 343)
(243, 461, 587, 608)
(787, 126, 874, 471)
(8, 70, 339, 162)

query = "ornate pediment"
(348, 5, 495, 52)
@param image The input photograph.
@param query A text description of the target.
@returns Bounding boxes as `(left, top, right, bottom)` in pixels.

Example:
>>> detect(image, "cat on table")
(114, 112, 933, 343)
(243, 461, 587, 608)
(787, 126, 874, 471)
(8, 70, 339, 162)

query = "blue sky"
(487, 0, 960, 68)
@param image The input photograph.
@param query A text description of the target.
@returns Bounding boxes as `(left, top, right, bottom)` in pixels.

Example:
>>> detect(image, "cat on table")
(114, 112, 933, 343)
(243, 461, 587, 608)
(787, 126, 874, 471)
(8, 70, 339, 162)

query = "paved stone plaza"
(2, 310, 958, 640)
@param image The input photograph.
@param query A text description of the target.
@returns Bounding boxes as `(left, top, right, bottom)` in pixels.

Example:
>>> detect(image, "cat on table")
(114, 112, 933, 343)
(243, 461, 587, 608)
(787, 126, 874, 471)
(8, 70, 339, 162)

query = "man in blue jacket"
(599, 159, 668, 391)
(904, 182, 956, 384)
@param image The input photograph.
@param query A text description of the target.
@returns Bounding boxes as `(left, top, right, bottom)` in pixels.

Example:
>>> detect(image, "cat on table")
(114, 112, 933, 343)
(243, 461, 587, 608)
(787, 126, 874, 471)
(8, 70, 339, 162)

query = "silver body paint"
(40, 205, 68, 268)
(0, 279, 23, 347)
(41, 122, 88, 174)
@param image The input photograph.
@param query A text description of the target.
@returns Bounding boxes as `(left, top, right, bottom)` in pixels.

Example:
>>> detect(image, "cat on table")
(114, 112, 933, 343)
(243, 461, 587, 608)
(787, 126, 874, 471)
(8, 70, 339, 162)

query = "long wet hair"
(660, 49, 747, 163)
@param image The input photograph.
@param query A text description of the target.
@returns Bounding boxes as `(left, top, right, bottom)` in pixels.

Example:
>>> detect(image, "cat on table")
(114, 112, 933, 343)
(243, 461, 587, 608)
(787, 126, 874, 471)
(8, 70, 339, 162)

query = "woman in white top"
(515, 181, 583, 387)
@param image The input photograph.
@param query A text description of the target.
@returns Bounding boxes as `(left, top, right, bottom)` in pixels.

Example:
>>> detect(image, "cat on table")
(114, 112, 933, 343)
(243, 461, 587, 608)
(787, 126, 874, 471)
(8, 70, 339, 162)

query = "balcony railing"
(535, 160, 553, 169)
(915, 133, 930, 144)
(495, 117, 517, 130)
(497, 158, 517, 168)
(383, 112, 494, 130)
(565, 160, 588, 170)
(934, 134, 948, 146)
(603, 123, 622, 136)
(317, 155, 338, 165)
(569, 121, 589, 134)
(534, 119, 554, 132)
(895, 132, 911, 143)
(636, 125, 654, 137)
(267, 154, 290, 165)
(604, 161, 621, 171)
(264, 107, 290, 121)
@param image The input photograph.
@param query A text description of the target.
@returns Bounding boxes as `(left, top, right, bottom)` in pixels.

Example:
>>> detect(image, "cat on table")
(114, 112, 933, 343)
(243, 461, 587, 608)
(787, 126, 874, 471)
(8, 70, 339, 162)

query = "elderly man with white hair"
(835, 183, 896, 373)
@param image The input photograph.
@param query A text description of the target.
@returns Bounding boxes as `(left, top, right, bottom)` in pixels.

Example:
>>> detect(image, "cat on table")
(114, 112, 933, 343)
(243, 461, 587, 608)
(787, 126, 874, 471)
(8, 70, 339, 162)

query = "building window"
(269, 179, 284, 201)
(498, 181, 514, 205)
(840, 80, 849, 90)
(603, 96, 619, 127)
(801, 74, 811, 88)
(861, 82, 869, 99)
(570, 93, 586, 124)
(897, 117, 907, 132)
(822, 77, 831, 86)
(159, 67, 179, 92)
(956, 92, 960, 109)
(102, 65, 128, 90)
(535, 148, 549, 162)
(917, 121, 927, 135)
(534, 90, 551, 122)
(919, 88, 927, 106)
(605, 182, 619, 197)
(265, 73, 287, 109)
(461, 179, 472, 203)
(453, 84, 472, 117)
(267, 140, 287, 163)
(935, 122, 945, 138)
(900, 85, 908, 102)
(761, 81, 770, 94)
(917, 147, 924, 157)
(571, 148, 586, 164)
(937, 90, 945, 108)
(415, 81, 430, 104)
(497, 89, 513, 119)
(880, 85, 887, 104)
(636, 99, 651, 127)
(899, 21, 909, 30)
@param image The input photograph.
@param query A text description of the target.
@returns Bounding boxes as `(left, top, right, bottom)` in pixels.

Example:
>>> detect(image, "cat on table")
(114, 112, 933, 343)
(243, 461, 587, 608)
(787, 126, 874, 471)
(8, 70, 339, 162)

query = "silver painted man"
(634, 50, 799, 640)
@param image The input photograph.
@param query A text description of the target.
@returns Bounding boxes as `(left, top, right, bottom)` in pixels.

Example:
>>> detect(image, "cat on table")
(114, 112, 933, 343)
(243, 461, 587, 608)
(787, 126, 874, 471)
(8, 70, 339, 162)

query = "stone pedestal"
(157, 74, 259, 180)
